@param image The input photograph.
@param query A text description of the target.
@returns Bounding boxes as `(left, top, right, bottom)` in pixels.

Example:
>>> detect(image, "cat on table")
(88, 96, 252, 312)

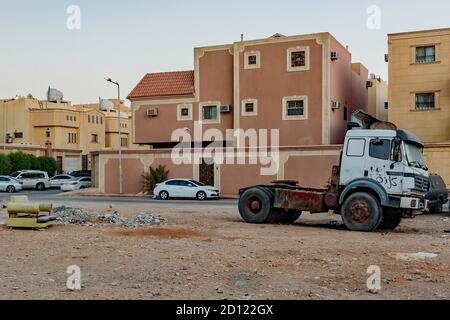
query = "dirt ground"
(0, 202, 449, 300)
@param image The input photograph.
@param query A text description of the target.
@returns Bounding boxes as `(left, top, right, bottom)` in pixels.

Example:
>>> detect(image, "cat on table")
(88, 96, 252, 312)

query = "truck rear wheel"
(379, 209, 402, 230)
(238, 188, 273, 224)
(341, 192, 382, 232)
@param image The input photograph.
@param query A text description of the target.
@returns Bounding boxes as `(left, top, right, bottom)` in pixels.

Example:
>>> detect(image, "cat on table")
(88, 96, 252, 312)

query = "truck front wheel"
(341, 192, 383, 232)
(239, 188, 273, 224)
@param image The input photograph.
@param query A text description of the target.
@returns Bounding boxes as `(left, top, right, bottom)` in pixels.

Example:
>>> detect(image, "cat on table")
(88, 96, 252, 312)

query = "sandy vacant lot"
(0, 201, 449, 300)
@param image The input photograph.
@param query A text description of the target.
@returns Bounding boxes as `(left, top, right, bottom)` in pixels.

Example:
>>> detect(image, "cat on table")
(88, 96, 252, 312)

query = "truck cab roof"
(346, 129, 424, 147)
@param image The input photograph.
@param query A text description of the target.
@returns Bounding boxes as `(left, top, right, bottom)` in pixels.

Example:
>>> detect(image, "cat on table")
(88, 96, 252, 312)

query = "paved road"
(0, 189, 238, 207)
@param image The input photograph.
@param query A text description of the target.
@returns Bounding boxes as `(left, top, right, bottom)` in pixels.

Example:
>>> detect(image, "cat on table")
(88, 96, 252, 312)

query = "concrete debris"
(388, 252, 439, 261)
(52, 206, 166, 228)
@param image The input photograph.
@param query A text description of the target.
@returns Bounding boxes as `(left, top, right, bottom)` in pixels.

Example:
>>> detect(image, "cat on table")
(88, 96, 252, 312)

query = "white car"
(0, 176, 23, 193)
(154, 179, 220, 201)
(49, 174, 75, 188)
(61, 177, 92, 192)
(10, 170, 50, 191)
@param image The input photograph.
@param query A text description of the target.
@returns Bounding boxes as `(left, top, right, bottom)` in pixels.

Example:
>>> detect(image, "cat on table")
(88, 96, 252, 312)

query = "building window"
(416, 46, 435, 63)
(91, 134, 98, 143)
(344, 106, 348, 121)
(96, 116, 99, 124)
(46, 131, 50, 138)
(88, 115, 91, 123)
(415, 93, 435, 110)
(244, 51, 261, 69)
(100, 117, 103, 125)
(287, 47, 310, 72)
(121, 137, 128, 147)
(74, 116, 77, 121)
(14, 132, 23, 139)
(282, 96, 308, 120)
(241, 99, 258, 117)
(66, 115, 69, 121)
(69, 133, 77, 144)
(199, 102, 220, 124)
(177, 104, 192, 121)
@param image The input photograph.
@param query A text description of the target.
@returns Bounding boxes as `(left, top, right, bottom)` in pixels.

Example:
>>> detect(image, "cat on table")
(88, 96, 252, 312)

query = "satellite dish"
(47, 87, 63, 102)
(99, 97, 114, 111)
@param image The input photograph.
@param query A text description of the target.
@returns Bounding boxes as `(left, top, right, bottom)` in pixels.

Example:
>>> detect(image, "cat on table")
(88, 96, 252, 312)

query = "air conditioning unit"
(331, 51, 339, 61)
(384, 54, 389, 62)
(146, 108, 158, 117)
(220, 105, 232, 113)
(331, 101, 341, 110)
(5, 137, 13, 144)
(366, 80, 374, 88)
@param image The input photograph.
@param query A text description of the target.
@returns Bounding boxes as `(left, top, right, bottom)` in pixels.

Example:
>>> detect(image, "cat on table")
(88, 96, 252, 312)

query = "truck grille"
(414, 176, 430, 193)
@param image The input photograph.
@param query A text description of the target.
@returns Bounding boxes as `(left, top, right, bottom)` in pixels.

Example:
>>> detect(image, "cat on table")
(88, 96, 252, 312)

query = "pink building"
(129, 32, 368, 147)
(93, 32, 369, 195)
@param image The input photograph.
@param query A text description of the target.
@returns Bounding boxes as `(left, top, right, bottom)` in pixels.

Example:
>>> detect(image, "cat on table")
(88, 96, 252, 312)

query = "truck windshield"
(404, 142, 427, 170)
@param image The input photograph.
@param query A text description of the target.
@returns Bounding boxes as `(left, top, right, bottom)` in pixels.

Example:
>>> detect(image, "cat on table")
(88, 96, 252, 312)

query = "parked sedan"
(49, 174, 75, 188)
(154, 179, 220, 201)
(61, 177, 92, 192)
(425, 174, 449, 213)
(0, 176, 23, 193)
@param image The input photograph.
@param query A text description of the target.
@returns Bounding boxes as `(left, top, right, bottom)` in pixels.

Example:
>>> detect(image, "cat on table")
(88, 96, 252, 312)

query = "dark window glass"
(344, 106, 348, 121)
(202, 106, 218, 120)
(178, 180, 192, 187)
(181, 108, 189, 117)
(14, 132, 23, 138)
(286, 100, 304, 116)
(416, 93, 435, 110)
(166, 180, 180, 186)
(370, 139, 391, 160)
(416, 46, 435, 63)
(248, 55, 257, 65)
(291, 51, 306, 67)
(245, 103, 254, 113)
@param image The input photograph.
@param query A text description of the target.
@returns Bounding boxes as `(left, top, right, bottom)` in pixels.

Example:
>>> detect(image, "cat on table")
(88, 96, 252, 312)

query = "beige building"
(368, 74, 388, 121)
(0, 96, 133, 173)
(388, 28, 450, 142)
(388, 27, 450, 186)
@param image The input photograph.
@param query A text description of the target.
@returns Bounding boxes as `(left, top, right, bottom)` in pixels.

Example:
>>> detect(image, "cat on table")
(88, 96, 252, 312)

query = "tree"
(8, 152, 31, 173)
(0, 154, 12, 175)
(36, 156, 57, 177)
(142, 165, 170, 195)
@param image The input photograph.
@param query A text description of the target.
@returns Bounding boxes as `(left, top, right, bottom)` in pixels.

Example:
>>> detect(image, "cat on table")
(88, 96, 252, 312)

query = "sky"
(1, 0, 450, 105)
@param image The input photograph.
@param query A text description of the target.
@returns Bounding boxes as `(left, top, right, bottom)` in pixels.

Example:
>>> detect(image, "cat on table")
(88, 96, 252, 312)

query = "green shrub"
(0, 154, 12, 175)
(36, 156, 57, 177)
(8, 151, 31, 173)
(143, 165, 169, 194)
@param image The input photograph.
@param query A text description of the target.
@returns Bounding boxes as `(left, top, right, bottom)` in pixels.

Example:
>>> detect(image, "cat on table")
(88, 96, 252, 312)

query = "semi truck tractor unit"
(238, 128, 430, 232)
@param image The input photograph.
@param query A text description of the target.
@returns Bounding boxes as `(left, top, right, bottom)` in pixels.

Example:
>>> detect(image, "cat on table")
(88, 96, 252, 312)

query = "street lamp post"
(105, 77, 123, 194)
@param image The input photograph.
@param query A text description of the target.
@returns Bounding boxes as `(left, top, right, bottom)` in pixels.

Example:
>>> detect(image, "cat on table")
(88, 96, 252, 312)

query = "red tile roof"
(127, 71, 195, 100)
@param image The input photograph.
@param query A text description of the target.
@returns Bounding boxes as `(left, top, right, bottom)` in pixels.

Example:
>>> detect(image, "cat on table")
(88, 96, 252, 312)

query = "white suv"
(10, 170, 50, 191)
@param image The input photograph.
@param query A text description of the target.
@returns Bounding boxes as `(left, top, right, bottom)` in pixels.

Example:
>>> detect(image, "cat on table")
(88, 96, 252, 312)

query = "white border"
(282, 96, 308, 121)
(244, 51, 261, 69)
(287, 46, 310, 72)
(177, 103, 193, 121)
(199, 101, 221, 124)
(241, 99, 258, 117)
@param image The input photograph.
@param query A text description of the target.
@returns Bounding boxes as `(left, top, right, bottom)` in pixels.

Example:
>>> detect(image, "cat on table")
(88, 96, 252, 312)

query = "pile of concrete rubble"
(52, 206, 165, 228)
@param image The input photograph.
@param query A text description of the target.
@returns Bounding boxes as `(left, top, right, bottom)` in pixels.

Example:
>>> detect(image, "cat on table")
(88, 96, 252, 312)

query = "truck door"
(340, 138, 368, 185)
(366, 138, 403, 195)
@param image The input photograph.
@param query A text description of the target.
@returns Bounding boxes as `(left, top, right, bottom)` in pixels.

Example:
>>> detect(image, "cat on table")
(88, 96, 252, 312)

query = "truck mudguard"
(339, 178, 390, 207)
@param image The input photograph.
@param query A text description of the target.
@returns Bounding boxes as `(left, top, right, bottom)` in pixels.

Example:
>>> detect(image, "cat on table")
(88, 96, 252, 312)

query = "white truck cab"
(340, 129, 429, 211)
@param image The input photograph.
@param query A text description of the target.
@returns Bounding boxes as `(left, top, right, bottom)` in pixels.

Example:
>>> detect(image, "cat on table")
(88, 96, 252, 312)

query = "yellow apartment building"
(388, 27, 450, 185)
(0, 96, 133, 173)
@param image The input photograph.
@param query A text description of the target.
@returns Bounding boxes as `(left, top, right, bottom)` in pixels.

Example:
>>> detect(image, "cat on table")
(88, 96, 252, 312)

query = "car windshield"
(190, 180, 206, 186)
(10, 172, 20, 178)
(404, 142, 427, 170)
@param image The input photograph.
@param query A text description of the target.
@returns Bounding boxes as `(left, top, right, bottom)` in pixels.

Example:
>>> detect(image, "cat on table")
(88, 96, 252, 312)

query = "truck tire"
(238, 188, 273, 224)
(271, 209, 302, 224)
(341, 192, 383, 232)
(379, 209, 402, 230)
